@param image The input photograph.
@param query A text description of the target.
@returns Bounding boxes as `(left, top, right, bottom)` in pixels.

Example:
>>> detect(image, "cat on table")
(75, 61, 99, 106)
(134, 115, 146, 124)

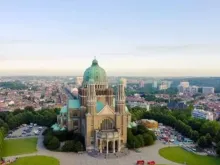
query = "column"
(118, 139, 121, 152)
(95, 130, 98, 151)
(100, 139, 102, 153)
(113, 140, 115, 153)
(106, 140, 109, 154)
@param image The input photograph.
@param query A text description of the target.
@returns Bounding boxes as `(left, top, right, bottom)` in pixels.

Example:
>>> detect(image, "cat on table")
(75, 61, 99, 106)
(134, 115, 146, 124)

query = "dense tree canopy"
(129, 106, 220, 155)
(0, 107, 58, 130)
(127, 124, 156, 149)
(0, 81, 27, 90)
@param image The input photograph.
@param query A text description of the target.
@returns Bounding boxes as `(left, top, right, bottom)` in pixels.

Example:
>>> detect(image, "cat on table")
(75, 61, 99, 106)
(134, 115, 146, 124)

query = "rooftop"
(68, 99, 80, 109)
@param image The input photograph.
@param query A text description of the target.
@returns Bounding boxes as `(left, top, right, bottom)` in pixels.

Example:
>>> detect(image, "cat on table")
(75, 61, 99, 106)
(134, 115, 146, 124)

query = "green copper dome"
(82, 58, 107, 87)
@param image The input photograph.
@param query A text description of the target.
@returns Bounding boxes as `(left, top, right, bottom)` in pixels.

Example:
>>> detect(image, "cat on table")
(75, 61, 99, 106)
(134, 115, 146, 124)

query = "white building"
(159, 84, 168, 90)
(188, 86, 199, 94)
(202, 87, 215, 95)
(180, 81, 190, 88)
(152, 81, 158, 88)
(158, 81, 172, 90)
(127, 101, 150, 111)
(139, 80, 145, 88)
(167, 81, 172, 88)
(192, 108, 214, 121)
(75, 77, 83, 86)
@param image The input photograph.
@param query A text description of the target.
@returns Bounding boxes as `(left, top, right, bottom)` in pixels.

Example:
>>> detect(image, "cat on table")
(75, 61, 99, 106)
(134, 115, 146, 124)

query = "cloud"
(135, 44, 220, 55)
(0, 37, 33, 44)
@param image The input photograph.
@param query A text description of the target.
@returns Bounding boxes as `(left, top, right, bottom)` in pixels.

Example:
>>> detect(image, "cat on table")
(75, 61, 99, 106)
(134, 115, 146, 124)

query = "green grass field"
(159, 146, 220, 165)
(10, 156, 59, 165)
(3, 138, 37, 157)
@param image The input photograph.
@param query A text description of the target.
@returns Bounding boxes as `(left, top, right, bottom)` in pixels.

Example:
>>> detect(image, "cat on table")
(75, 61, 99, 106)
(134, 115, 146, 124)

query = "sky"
(1, 0, 220, 76)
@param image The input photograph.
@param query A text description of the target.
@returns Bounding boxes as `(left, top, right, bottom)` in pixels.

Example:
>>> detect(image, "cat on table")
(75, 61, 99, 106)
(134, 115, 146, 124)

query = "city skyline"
(1, 1, 220, 76)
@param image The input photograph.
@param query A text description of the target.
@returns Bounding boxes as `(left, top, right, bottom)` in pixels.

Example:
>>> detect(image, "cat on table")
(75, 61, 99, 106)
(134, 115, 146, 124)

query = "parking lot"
(155, 123, 194, 146)
(7, 123, 44, 139)
(153, 123, 216, 156)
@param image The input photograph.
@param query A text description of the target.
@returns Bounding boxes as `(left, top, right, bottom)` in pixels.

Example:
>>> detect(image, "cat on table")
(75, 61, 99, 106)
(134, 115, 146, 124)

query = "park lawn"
(10, 156, 59, 165)
(3, 138, 37, 157)
(159, 146, 220, 165)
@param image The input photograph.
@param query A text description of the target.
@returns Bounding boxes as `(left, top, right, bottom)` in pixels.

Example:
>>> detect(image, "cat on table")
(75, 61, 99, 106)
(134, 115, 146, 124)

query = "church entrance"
(108, 141, 113, 153)
(115, 140, 118, 152)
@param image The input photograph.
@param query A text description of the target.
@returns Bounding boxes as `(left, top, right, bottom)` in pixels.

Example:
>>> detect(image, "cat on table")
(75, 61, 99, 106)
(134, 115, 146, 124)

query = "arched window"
(100, 118, 114, 130)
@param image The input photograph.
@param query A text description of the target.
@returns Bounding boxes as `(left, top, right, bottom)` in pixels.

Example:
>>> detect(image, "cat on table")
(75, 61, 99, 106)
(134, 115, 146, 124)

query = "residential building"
(192, 108, 214, 121)
(180, 81, 190, 88)
(188, 86, 199, 94)
(152, 81, 158, 88)
(159, 84, 168, 90)
(139, 80, 145, 88)
(127, 101, 150, 111)
(202, 87, 215, 95)
(75, 77, 83, 86)
(167, 101, 187, 110)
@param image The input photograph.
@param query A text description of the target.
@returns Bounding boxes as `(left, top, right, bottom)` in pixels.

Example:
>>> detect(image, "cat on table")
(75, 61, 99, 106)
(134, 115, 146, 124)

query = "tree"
(74, 141, 84, 152)
(136, 135, 145, 147)
(137, 125, 148, 134)
(61, 140, 75, 152)
(24, 106, 34, 112)
(133, 137, 142, 148)
(215, 131, 220, 143)
(143, 133, 154, 146)
(0, 127, 6, 158)
(200, 121, 220, 137)
(43, 135, 53, 146)
(147, 130, 157, 141)
(191, 130, 199, 142)
(197, 136, 207, 148)
(127, 128, 135, 148)
(46, 136, 60, 150)
(216, 142, 220, 156)
(205, 133, 212, 147)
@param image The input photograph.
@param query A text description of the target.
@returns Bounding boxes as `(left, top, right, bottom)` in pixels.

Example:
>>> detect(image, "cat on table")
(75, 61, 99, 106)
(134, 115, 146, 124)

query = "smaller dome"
(119, 78, 124, 84)
(92, 59, 98, 65)
(71, 88, 78, 96)
(71, 88, 78, 92)
(88, 79, 95, 84)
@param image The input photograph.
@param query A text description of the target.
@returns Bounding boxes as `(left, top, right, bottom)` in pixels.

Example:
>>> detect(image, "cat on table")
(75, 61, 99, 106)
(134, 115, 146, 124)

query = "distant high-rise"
(75, 76, 83, 86)
(139, 80, 145, 88)
(178, 81, 190, 93)
(188, 86, 199, 94)
(202, 87, 215, 95)
(152, 81, 158, 88)
(180, 81, 190, 88)
(158, 81, 171, 90)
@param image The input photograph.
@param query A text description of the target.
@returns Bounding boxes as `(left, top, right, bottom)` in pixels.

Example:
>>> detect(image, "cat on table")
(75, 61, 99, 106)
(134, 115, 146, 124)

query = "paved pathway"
(5, 134, 181, 165)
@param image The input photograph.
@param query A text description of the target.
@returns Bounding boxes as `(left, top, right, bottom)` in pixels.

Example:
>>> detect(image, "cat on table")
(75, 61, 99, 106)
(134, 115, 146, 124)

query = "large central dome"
(82, 58, 107, 88)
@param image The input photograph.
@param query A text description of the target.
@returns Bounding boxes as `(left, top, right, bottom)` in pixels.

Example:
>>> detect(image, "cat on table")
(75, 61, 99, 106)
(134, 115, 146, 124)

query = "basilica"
(54, 58, 131, 154)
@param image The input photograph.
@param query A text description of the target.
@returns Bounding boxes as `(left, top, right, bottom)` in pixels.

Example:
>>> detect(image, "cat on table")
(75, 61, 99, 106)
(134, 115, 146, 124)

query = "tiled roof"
(68, 99, 80, 109)
(60, 105, 67, 113)
(51, 123, 66, 131)
(96, 101, 104, 113)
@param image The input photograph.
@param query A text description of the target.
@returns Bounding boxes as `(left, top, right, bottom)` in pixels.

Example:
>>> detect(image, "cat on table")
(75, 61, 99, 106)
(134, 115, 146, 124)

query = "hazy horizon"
(1, 1, 220, 76)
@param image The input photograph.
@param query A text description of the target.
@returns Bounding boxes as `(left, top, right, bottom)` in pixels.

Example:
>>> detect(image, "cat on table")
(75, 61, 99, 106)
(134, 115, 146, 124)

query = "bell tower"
(87, 79, 96, 115)
(116, 79, 126, 113)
